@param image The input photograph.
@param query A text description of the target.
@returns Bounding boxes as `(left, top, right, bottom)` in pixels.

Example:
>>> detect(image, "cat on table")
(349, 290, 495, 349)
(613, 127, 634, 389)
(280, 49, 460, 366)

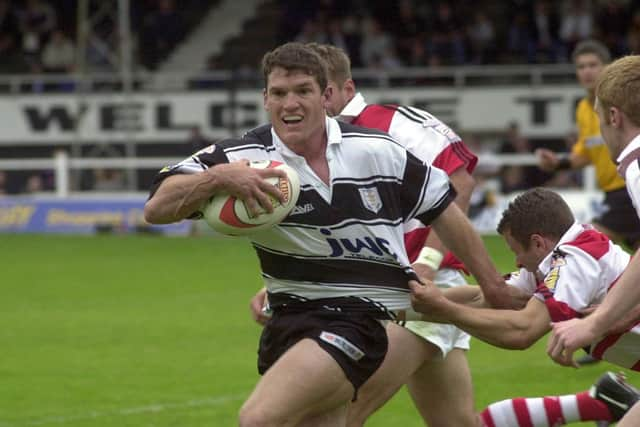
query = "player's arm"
(144, 161, 286, 224)
(414, 167, 475, 280)
(536, 148, 590, 172)
(410, 280, 550, 349)
(441, 285, 487, 307)
(430, 202, 528, 309)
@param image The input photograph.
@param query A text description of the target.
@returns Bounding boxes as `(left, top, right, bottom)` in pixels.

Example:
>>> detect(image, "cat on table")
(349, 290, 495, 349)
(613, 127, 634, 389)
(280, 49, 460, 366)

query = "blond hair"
(306, 43, 352, 86)
(596, 55, 640, 127)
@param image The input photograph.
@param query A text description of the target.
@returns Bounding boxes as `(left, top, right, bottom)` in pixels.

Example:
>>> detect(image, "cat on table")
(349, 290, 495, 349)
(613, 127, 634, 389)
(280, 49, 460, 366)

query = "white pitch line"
(4, 393, 246, 427)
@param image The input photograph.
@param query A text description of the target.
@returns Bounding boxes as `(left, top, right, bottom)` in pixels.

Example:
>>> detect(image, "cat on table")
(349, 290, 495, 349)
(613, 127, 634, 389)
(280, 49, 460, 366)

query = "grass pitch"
(0, 234, 630, 426)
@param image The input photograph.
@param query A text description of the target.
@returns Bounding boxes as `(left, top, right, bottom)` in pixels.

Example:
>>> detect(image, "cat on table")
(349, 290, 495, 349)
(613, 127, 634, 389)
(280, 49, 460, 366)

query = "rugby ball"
(202, 160, 300, 236)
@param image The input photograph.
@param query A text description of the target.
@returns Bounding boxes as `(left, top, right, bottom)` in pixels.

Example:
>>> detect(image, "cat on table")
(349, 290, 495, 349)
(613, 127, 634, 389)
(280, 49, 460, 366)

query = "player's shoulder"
(338, 120, 396, 143)
(559, 228, 612, 261)
(213, 124, 274, 151)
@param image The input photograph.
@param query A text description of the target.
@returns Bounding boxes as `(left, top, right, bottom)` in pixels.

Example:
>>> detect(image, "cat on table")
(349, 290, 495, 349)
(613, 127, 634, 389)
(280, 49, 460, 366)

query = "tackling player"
(410, 188, 640, 426)
(549, 55, 640, 426)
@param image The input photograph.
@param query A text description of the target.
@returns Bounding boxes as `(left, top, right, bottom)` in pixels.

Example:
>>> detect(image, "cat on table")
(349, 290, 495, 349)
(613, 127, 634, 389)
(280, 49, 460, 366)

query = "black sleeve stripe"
(406, 163, 431, 220)
(415, 185, 457, 226)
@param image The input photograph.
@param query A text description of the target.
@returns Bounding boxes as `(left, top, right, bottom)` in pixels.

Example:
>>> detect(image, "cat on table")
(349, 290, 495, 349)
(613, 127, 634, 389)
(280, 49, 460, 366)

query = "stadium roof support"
(75, 0, 137, 191)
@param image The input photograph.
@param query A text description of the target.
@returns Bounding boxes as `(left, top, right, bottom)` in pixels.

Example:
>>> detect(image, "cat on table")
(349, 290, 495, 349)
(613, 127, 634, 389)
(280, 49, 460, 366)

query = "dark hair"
(497, 188, 574, 248)
(306, 42, 352, 86)
(572, 39, 611, 64)
(261, 42, 328, 91)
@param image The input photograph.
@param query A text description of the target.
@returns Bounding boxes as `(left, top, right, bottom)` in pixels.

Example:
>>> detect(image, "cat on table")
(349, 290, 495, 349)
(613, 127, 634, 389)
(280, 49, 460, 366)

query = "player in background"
(536, 40, 640, 251)
(409, 188, 640, 426)
(549, 55, 640, 427)
(147, 42, 513, 427)
(249, 43, 527, 426)
(314, 42, 480, 427)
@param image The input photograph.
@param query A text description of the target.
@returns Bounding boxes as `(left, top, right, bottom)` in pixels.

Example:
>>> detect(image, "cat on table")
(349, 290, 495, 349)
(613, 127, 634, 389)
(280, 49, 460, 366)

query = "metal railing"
(0, 151, 596, 198)
(0, 63, 576, 94)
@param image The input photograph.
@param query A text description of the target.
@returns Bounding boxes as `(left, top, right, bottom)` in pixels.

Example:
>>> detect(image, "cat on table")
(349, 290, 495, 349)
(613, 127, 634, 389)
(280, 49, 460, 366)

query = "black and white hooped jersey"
(151, 117, 455, 318)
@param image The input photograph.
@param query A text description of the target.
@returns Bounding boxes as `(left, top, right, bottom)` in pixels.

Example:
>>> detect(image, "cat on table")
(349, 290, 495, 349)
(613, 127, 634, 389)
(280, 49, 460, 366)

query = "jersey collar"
(616, 134, 640, 176)
(336, 92, 367, 123)
(537, 222, 586, 273)
(271, 116, 342, 158)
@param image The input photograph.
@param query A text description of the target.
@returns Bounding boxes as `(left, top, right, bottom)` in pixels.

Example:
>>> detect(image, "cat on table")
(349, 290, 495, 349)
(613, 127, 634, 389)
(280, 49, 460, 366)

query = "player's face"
(264, 67, 328, 149)
(325, 78, 354, 117)
(503, 230, 546, 273)
(595, 97, 624, 159)
(575, 53, 605, 91)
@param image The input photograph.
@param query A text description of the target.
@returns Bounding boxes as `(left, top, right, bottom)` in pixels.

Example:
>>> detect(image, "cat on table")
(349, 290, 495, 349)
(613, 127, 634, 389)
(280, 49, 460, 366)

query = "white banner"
(0, 85, 585, 144)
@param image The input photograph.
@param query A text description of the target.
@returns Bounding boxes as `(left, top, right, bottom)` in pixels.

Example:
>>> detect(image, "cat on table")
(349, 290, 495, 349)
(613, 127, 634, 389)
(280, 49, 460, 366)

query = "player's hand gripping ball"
(203, 160, 300, 236)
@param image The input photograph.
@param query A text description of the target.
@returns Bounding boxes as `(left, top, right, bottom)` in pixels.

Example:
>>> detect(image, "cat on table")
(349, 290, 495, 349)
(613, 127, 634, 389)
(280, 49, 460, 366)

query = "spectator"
(92, 169, 126, 191)
(528, 0, 563, 63)
(627, 10, 640, 54)
(507, 11, 533, 63)
(428, 1, 466, 65)
(0, 170, 7, 196)
(187, 126, 210, 154)
(392, 0, 423, 62)
(467, 11, 495, 64)
(141, 0, 184, 69)
(498, 122, 548, 193)
(17, 0, 56, 65)
(23, 173, 43, 193)
(0, 0, 20, 71)
(596, 0, 629, 58)
(294, 19, 327, 44)
(560, 0, 593, 54)
(41, 28, 74, 73)
(360, 17, 394, 67)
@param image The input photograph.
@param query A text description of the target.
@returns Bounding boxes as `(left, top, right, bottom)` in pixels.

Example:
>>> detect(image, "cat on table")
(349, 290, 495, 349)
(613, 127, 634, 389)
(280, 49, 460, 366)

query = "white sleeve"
(505, 268, 537, 295)
(538, 247, 604, 314)
(624, 162, 640, 219)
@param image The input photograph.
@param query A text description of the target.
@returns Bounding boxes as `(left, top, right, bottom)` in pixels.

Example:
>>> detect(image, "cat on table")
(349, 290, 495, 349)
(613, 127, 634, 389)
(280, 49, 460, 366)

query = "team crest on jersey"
(359, 187, 382, 213)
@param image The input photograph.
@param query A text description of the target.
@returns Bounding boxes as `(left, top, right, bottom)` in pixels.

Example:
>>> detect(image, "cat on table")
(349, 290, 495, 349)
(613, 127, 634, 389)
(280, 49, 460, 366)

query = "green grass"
(0, 234, 630, 426)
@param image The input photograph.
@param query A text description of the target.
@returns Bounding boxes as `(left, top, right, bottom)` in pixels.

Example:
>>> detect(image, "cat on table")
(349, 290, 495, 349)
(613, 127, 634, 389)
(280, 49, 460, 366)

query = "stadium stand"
(1, 0, 639, 197)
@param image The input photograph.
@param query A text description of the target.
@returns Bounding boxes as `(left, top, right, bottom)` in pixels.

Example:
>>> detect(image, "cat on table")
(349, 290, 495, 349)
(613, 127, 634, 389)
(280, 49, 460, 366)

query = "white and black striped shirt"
(151, 117, 455, 317)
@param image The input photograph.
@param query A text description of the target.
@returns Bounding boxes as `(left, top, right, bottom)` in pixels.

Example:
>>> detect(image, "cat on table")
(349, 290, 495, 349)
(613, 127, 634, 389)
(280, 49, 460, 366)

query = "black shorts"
(593, 188, 640, 248)
(257, 309, 388, 400)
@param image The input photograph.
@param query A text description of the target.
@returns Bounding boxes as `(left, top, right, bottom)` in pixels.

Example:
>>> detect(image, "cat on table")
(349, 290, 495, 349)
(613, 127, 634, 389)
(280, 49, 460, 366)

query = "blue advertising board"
(0, 197, 191, 235)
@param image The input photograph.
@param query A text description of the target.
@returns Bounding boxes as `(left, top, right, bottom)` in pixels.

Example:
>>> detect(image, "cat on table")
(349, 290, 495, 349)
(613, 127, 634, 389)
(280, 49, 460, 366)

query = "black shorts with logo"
(594, 188, 640, 248)
(257, 307, 388, 400)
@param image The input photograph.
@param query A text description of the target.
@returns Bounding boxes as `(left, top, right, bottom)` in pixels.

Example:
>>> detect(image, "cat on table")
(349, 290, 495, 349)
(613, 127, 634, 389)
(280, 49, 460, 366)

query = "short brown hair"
(596, 55, 640, 127)
(497, 188, 574, 248)
(261, 42, 328, 91)
(572, 39, 611, 64)
(306, 43, 352, 86)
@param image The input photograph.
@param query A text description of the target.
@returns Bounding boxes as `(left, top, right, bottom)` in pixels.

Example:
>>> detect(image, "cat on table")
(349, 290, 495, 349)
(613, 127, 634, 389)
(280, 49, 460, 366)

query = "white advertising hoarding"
(0, 85, 586, 144)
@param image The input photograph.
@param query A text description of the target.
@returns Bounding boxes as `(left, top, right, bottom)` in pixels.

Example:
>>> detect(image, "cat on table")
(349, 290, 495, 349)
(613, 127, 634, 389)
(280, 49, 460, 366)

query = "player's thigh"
(618, 401, 640, 427)
(407, 348, 478, 427)
(241, 338, 353, 427)
(347, 322, 441, 426)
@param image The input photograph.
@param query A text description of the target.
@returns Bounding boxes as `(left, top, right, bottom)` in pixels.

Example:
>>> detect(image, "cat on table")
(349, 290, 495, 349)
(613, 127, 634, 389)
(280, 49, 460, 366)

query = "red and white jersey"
(337, 93, 477, 269)
(506, 223, 639, 370)
(617, 134, 640, 219)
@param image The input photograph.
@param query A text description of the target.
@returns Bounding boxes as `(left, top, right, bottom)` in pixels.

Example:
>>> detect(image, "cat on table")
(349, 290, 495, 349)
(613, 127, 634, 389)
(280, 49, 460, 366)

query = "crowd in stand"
(278, 0, 640, 67)
(0, 0, 207, 78)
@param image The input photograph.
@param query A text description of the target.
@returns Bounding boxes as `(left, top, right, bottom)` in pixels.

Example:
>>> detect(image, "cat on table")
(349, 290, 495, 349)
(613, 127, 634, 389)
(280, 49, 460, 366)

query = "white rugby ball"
(202, 160, 300, 236)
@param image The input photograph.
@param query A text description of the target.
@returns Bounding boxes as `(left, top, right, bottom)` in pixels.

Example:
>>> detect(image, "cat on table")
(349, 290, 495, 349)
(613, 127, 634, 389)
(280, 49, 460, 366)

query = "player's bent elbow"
(144, 200, 169, 224)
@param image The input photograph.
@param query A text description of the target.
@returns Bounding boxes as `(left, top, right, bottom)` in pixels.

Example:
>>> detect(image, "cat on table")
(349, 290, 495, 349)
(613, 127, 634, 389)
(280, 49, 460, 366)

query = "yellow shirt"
(571, 98, 625, 192)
